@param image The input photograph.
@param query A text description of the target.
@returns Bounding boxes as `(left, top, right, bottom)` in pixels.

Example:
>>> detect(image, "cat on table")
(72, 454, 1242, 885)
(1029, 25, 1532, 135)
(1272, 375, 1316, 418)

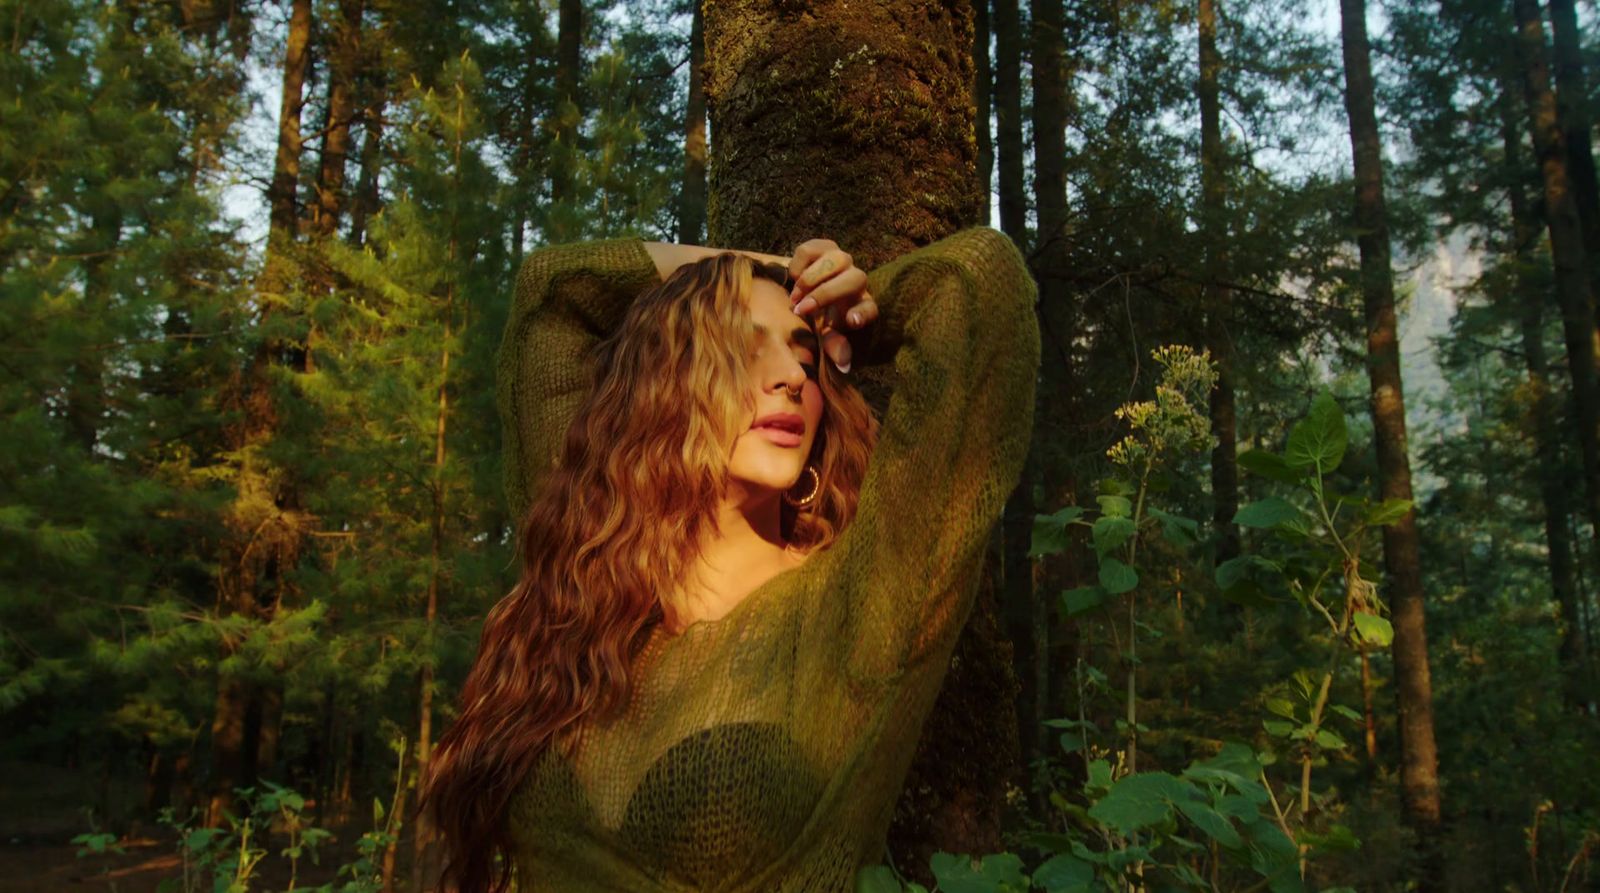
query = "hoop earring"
(783, 463, 820, 508)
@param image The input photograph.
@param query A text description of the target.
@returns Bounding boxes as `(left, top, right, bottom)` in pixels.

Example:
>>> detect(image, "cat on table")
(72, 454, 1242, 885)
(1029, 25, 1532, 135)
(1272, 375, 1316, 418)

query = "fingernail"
(847, 311, 860, 326)
(794, 296, 817, 315)
(833, 352, 851, 374)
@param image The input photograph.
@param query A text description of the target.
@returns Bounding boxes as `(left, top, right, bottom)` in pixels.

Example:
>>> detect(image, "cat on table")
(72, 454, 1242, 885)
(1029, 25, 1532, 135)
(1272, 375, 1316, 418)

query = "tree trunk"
(408, 278, 453, 893)
(703, 0, 1004, 881)
(1547, 0, 1600, 301)
(209, 0, 312, 827)
(1025, 0, 1077, 810)
(974, 0, 992, 226)
(1339, 0, 1443, 879)
(1506, 122, 1589, 708)
(256, 683, 283, 781)
(1515, 0, 1600, 641)
(549, 0, 584, 241)
(313, 0, 363, 239)
(1198, 0, 1238, 564)
(993, 0, 1025, 239)
(678, 0, 708, 243)
(349, 89, 385, 247)
(270, 0, 312, 237)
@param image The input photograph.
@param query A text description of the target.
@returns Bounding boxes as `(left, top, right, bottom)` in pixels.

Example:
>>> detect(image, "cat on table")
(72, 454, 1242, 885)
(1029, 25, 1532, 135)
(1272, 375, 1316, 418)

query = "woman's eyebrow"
(753, 322, 819, 352)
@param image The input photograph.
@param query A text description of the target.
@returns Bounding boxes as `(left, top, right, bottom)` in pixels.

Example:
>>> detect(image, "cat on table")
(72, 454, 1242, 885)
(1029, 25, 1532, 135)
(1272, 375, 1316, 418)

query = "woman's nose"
(771, 355, 806, 396)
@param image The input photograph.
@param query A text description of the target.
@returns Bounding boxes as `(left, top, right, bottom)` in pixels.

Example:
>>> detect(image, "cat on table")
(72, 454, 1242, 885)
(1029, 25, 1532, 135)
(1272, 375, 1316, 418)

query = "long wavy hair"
(419, 251, 879, 893)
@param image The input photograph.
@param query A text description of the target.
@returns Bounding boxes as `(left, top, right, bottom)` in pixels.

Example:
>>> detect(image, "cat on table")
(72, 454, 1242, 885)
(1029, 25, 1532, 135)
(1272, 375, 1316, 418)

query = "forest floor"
(0, 760, 412, 892)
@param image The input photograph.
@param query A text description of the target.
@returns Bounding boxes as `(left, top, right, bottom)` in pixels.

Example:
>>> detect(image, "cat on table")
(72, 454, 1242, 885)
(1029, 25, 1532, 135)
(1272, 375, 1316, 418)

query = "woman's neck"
(663, 488, 802, 631)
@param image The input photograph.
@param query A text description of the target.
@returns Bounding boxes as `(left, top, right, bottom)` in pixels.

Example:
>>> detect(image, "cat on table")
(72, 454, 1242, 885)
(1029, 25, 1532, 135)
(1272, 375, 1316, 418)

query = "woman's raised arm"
(798, 225, 1041, 685)
(497, 238, 798, 522)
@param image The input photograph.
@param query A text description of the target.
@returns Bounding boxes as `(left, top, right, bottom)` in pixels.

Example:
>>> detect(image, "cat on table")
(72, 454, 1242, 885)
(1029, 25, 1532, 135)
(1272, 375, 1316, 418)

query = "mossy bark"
(703, 0, 1011, 880)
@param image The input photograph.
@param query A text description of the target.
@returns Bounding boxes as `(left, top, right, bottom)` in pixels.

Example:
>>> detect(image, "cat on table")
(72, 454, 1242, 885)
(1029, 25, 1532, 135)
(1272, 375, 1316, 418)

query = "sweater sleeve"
(822, 225, 1040, 683)
(496, 237, 662, 523)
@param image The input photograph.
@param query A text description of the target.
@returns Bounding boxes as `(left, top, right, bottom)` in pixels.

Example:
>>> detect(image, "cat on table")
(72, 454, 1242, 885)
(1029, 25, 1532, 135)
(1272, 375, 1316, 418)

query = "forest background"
(3, 0, 1599, 890)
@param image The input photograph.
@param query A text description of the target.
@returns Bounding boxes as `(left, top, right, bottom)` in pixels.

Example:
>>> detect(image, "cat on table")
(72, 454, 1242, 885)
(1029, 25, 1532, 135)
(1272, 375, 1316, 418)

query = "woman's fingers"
(788, 239, 835, 280)
(821, 328, 852, 374)
(792, 265, 866, 316)
(790, 247, 853, 301)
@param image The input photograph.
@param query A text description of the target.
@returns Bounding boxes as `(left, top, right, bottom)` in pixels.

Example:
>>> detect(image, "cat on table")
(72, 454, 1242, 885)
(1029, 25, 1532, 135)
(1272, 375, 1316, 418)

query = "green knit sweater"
(495, 225, 1040, 892)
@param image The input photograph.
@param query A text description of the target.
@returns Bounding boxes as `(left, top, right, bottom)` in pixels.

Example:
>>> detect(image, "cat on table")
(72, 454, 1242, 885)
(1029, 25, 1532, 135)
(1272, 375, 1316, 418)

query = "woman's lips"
(754, 426, 803, 447)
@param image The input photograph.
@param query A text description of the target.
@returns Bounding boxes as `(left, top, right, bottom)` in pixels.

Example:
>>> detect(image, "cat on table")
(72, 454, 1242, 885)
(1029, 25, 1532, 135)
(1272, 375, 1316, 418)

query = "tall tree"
(974, 0, 993, 227)
(208, 0, 315, 828)
(1198, 0, 1238, 563)
(1513, 0, 1600, 708)
(703, 0, 1011, 880)
(1338, 0, 1443, 876)
(1018, 0, 1077, 808)
(1546, 0, 1600, 300)
(1500, 90, 1589, 705)
(549, 0, 585, 241)
(993, 0, 1026, 240)
(677, 0, 708, 243)
(313, 0, 366, 238)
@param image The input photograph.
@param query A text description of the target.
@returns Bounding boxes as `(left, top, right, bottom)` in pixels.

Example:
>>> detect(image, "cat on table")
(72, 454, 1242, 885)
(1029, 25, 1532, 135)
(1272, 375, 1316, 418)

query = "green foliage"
(145, 780, 394, 893)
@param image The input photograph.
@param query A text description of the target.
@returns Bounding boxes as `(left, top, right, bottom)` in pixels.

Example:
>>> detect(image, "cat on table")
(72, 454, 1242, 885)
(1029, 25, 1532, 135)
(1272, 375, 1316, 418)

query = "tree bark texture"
(313, 0, 364, 239)
(703, 1, 1008, 881)
(1198, 0, 1238, 564)
(1503, 112, 1589, 707)
(1512, 0, 1599, 709)
(1546, 0, 1600, 303)
(678, 0, 709, 244)
(269, 0, 312, 237)
(993, 0, 1025, 240)
(974, 0, 992, 226)
(209, 0, 314, 827)
(1338, 0, 1444, 872)
(549, 0, 584, 240)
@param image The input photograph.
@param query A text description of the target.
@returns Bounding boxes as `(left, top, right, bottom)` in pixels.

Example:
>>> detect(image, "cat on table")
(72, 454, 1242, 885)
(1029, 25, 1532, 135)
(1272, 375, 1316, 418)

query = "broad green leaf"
(1285, 390, 1348, 473)
(1061, 586, 1106, 617)
(1315, 728, 1347, 750)
(1365, 498, 1412, 527)
(1032, 853, 1094, 893)
(1091, 515, 1137, 555)
(1329, 704, 1363, 723)
(1176, 798, 1243, 848)
(1263, 719, 1295, 738)
(1042, 717, 1101, 733)
(1218, 579, 1275, 607)
(1058, 732, 1086, 754)
(1148, 506, 1200, 547)
(1238, 449, 1309, 485)
(854, 864, 900, 893)
(1216, 793, 1261, 821)
(1098, 557, 1138, 594)
(1030, 506, 1084, 558)
(1265, 698, 1297, 720)
(1087, 772, 1193, 835)
(1353, 613, 1393, 647)
(1234, 497, 1304, 529)
(1098, 477, 1134, 497)
(1087, 759, 1114, 791)
(929, 851, 1027, 893)
(1096, 493, 1133, 518)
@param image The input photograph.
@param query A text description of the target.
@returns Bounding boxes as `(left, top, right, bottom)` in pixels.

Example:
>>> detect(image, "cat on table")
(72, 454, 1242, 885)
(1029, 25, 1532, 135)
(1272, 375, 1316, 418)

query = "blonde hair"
(422, 250, 879, 893)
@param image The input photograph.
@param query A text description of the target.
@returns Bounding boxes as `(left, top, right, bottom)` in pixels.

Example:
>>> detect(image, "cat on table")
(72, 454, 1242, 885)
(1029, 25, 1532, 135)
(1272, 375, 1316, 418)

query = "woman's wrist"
(642, 240, 790, 280)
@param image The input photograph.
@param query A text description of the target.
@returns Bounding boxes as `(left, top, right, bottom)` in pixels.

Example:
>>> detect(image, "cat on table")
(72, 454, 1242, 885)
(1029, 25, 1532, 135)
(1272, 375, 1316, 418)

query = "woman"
(421, 225, 1040, 893)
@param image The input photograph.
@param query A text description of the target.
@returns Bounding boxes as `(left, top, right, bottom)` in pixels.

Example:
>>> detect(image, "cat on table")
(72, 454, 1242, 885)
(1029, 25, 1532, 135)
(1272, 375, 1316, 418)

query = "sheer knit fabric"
(494, 226, 1041, 892)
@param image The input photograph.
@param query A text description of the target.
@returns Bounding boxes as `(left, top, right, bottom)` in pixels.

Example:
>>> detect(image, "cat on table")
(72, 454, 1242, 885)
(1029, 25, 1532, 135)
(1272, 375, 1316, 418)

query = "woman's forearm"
(641, 241, 790, 280)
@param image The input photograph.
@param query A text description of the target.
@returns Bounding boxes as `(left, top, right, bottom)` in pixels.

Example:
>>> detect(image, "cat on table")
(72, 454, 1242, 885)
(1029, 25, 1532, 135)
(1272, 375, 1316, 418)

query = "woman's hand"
(788, 239, 878, 374)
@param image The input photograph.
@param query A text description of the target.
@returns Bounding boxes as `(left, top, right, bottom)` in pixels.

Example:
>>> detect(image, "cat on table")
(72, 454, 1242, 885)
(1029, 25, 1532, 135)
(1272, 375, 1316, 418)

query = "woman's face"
(724, 276, 825, 501)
